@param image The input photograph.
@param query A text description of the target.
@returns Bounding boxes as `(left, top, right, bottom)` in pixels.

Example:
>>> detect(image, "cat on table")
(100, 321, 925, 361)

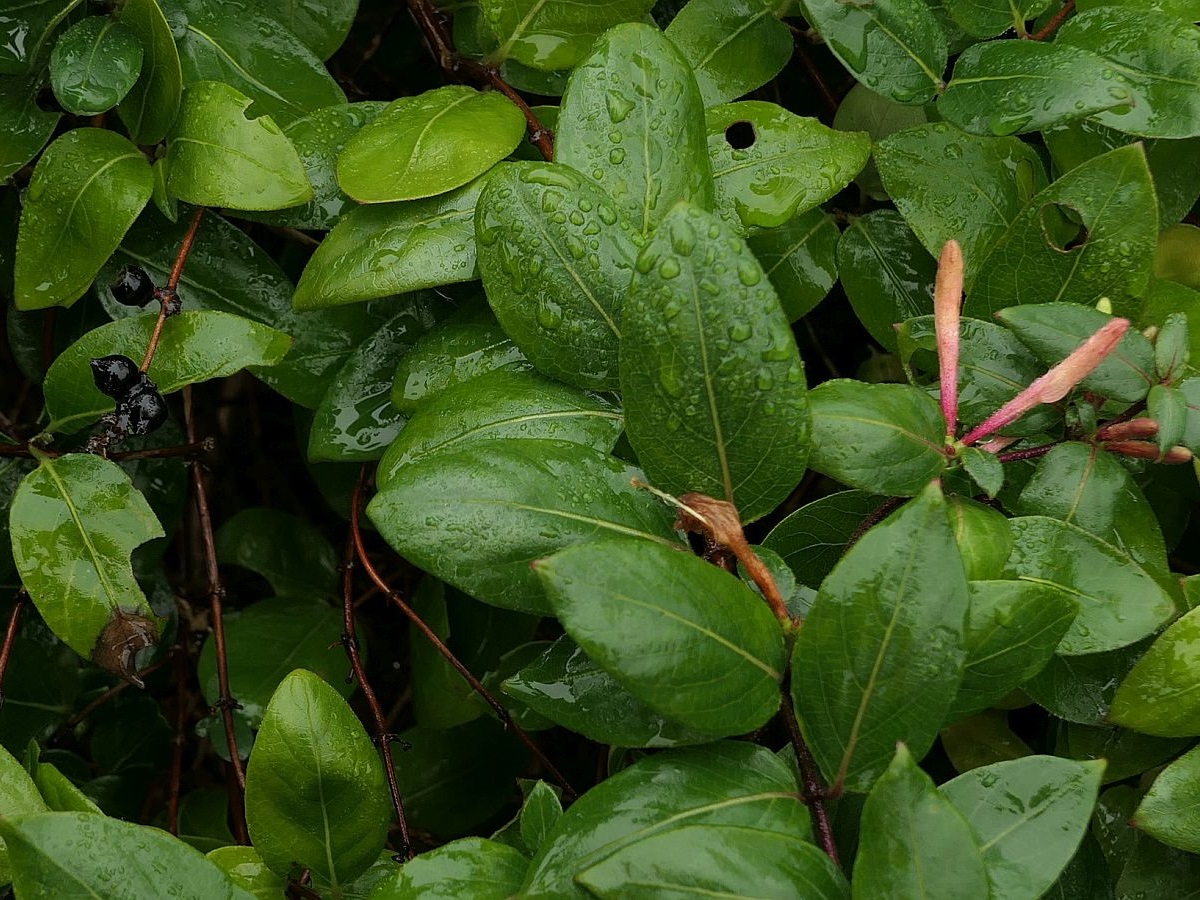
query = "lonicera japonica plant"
(1, 0, 1200, 896)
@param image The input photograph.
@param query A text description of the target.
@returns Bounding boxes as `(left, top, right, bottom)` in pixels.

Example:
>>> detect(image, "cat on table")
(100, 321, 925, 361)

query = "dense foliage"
(2, 0, 1200, 897)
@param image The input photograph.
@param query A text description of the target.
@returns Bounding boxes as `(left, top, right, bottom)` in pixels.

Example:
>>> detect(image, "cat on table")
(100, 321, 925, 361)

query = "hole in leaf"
(1039, 203, 1089, 253)
(724, 121, 757, 150)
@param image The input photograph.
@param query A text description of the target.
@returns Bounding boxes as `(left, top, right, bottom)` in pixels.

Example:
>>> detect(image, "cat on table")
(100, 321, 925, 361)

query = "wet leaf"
(0, 744, 48, 886)
(747, 207, 840, 321)
(1134, 745, 1200, 853)
(216, 508, 338, 600)
(944, 0, 1052, 37)
(117, 0, 183, 145)
(763, 490, 883, 589)
(0, 0, 75, 74)
(1110, 606, 1200, 735)
(480, 0, 653, 71)
(49, 16, 143, 115)
(206, 846, 286, 899)
(254, 0, 357, 59)
(368, 838, 529, 900)
(0, 76, 60, 183)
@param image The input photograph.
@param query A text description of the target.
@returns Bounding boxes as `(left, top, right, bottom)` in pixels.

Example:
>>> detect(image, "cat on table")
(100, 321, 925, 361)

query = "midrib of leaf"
(82, 19, 117, 90)
(820, 412, 943, 455)
(460, 498, 679, 547)
(38, 459, 123, 612)
(860, 6, 942, 88)
(763, 215, 826, 279)
(686, 273, 734, 504)
(185, 24, 294, 111)
(19, 845, 105, 899)
(491, 0, 551, 62)
(391, 92, 475, 187)
(694, 6, 771, 70)
(303, 698, 339, 895)
(172, 135, 299, 187)
(420, 408, 623, 456)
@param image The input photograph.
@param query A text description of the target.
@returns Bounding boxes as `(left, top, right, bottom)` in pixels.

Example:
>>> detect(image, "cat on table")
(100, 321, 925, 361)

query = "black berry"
(117, 381, 168, 435)
(90, 355, 140, 398)
(110, 265, 156, 307)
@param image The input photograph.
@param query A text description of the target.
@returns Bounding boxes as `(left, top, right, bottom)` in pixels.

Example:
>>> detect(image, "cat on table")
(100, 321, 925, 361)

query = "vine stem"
(1028, 0, 1075, 40)
(349, 477, 577, 801)
(996, 442, 1058, 464)
(781, 683, 841, 866)
(0, 592, 27, 707)
(142, 207, 205, 373)
(342, 473, 413, 858)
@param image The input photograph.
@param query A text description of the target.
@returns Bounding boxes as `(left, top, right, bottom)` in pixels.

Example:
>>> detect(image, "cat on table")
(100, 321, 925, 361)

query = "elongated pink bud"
(935, 240, 964, 439)
(962, 318, 1129, 446)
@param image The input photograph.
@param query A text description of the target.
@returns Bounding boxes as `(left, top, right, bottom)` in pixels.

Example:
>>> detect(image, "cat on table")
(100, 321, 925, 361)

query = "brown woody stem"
(142, 207, 205, 373)
(0, 592, 27, 708)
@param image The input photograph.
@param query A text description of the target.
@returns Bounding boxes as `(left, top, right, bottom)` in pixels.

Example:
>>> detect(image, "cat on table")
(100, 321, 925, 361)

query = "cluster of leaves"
(1, 0, 1200, 897)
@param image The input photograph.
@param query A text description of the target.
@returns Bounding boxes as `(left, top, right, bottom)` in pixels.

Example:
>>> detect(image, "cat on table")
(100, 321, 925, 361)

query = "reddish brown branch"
(0, 592, 28, 707)
(996, 442, 1057, 463)
(781, 689, 841, 866)
(142, 207, 205, 373)
(350, 480, 576, 801)
(1027, 0, 1076, 40)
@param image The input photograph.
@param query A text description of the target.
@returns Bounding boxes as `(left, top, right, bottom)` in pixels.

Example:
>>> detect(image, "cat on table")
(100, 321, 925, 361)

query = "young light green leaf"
(948, 496, 1013, 582)
(520, 782, 562, 855)
(792, 484, 970, 792)
(557, 23, 713, 235)
(1134, 745, 1200, 853)
(245, 669, 391, 888)
(962, 446, 1004, 498)
(254, 0, 357, 59)
(337, 86, 524, 203)
(535, 537, 785, 737)
(368, 838, 529, 900)
(1110, 606, 1200, 735)
(367, 439, 680, 614)
(747, 207, 840, 321)
(621, 203, 810, 522)
(43, 310, 292, 433)
(167, 81, 312, 211)
(0, 76, 61, 183)
(665, 0, 793, 106)
(1, 812, 256, 900)
(480, 0, 653, 71)
(522, 743, 810, 899)
(0, 744, 48, 886)
(10, 453, 163, 659)
(707, 101, 870, 232)
(117, 0, 183, 145)
(941, 756, 1105, 900)
(853, 744, 988, 899)
(377, 368, 623, 486)
(15, 128, 151, 310)
(206, 846, 286, 899)
(49, 16, 143, 115)
(806, 380, 947, 496)
(763, 490, 884, 589)
(477, 161, 642, 391)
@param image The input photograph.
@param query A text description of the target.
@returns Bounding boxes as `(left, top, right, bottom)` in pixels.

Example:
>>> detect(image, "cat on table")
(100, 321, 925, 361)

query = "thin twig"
(789, 27, 839, 118)
(1027, 0, 1076, 40)
(167, 645, 189, 836)
(0, 592, 28, 707)
(54, 654, 171, 738)
(142, 207, 205, 372)
(996, 442, 1057, 464)
(350, 482, 577, 801)
(781, 687, 841, 866)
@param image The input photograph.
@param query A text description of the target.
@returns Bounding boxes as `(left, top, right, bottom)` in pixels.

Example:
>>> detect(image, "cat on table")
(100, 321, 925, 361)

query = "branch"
(141, 207, 205, 373)
(1027, 0, 1076, 40)
(781, 688, 841, 866)
(0, 592, 27, 708)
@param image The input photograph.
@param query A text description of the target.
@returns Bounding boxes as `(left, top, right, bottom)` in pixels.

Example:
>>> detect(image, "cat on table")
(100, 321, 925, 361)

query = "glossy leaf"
(807, 380, 946, 496)
(853, 744, 988, 899)
(480, 0, 653, 71)
(747, 207, 840, 321)
(1024, 642, 1150, 726)
(245, 669, 391, 887)
(377, 368, 623, 486)
(0, 812, 256, 900)
(367, 439, 680, 614)
(118, 0, 183, 145)
(941, 756, 1105, 900)
(10, 453, 162, 658)
(49, 16, 142, 115)
(337, 86, 523, 203)
(944, 0, 1052, 36)
(875, 123, 1047, 285)
(368, 838, 528, 900)
(502, 636, 713, 748)
(798, 0, 946, 103)
(0, 744, 48, 886)
(167, 81, 312, 211)
(621, 203, 810, 522)
(164, 0, 345, 126)
(0, 76, 60, 183)
(707, 100, 870, 232)
(1134, 745, 1200, 853)
(557, 23, 713, 234)
(43, 310, 292, 433)
(940, 40, 1135, 136)
(763, 490, 883, 589)
(664, 0, 793, 106)
(521, 743, 810, 899)
(254, 0, 357, 59)
(536, 537, 785, 737)
(1110, 606, 1200, 735)
(792, 484, 970, 791)
(477, 161, 642, 391)
(0, 1, 76, 75)
(967, 146, 1158, 319)
(206, 846, 286, 899)
(831, 82, 929, 201)
(14, 128, 151, 310)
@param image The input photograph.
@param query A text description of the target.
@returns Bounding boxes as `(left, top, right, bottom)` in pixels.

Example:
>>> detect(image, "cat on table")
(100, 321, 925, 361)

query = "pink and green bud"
(934, 240, 964, 439)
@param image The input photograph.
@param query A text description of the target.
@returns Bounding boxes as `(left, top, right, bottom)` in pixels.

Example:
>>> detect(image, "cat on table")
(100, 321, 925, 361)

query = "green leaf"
(1001, 516, 1176, 655)
(940, 40, 1135, 136)
(502, 636, 713, 748)
(831, 83, 930, 201)
(369, 837, 528, 900)
(245, 669, 390, 887)
(707, 101, 870, 232)
(792, 484, 970, 792)
(837, 210, 936, 350)
(1154, 312, 1190, 382)
(798, 0, 946, 103)
(117, 0, 183, 145)
(367, 438, 680, 614)
(0, 0, 78, 75)
(49, 16, 143, 115)
(876, 123, 1048, 286)
(962, 446, 1004, 498)
(0, 76, 61, 183)
(664, 0, 793, 106)
(337, 86, 523, 203)
(0, 811, 256, 899)
(578, 824, 849, 899)
(1024, 642, 1151, 726)
(0, 744, 48, 886)
(1110, 605, 1200, 735)
(941, 756, 1105, 900)
(477, 161, 642, 391)
(480, 0, 653, 70)
(997, 304, 1156, 404)
(949, 495, 1011, 582)
(949, 580, 1078, 720)
(763, 490, 883, 589)
(163, 0, 345, 126)
(1157, 222, 1200, 289)
(807, 380, 946, 496)
(166, 81, 312, 211)
(556, 23, 713, 235)
(24, 752, 100, 814)
(207, 846, 286, 899)
(1149, 382, 1187, 454)
(944, 0, 1052, 37)
(253, 0, 357, 59)
(43, 310, 292, 433)
(1134, 744, 1200, 853)
(1055, 722, 1188, 785)
(1115, 830, 1200, 898)
(521, 743, 810, 899)
(14, 128, 151, 310)
(520, 782, 562, 855)
(747, 207, 840, 321)
(308, 309, 428, 462)
(853, 744, 988, 899)
(967, 145, 1158, 319)
(10, 453, 163, 659)
(1056, 7, 1200, 139)
(377, 368, 623, 487)
(621, 202, 810, 522)
(535, 537, 785, 737)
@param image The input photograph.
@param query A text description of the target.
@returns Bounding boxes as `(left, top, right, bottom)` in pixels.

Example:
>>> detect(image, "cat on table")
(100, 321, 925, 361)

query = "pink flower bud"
(935, 240, 964, 439)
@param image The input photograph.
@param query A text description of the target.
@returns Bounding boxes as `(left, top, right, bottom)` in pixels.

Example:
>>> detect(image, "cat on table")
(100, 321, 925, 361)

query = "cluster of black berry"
(90, 355, 168, 437)
(110, 264, 181, 315)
